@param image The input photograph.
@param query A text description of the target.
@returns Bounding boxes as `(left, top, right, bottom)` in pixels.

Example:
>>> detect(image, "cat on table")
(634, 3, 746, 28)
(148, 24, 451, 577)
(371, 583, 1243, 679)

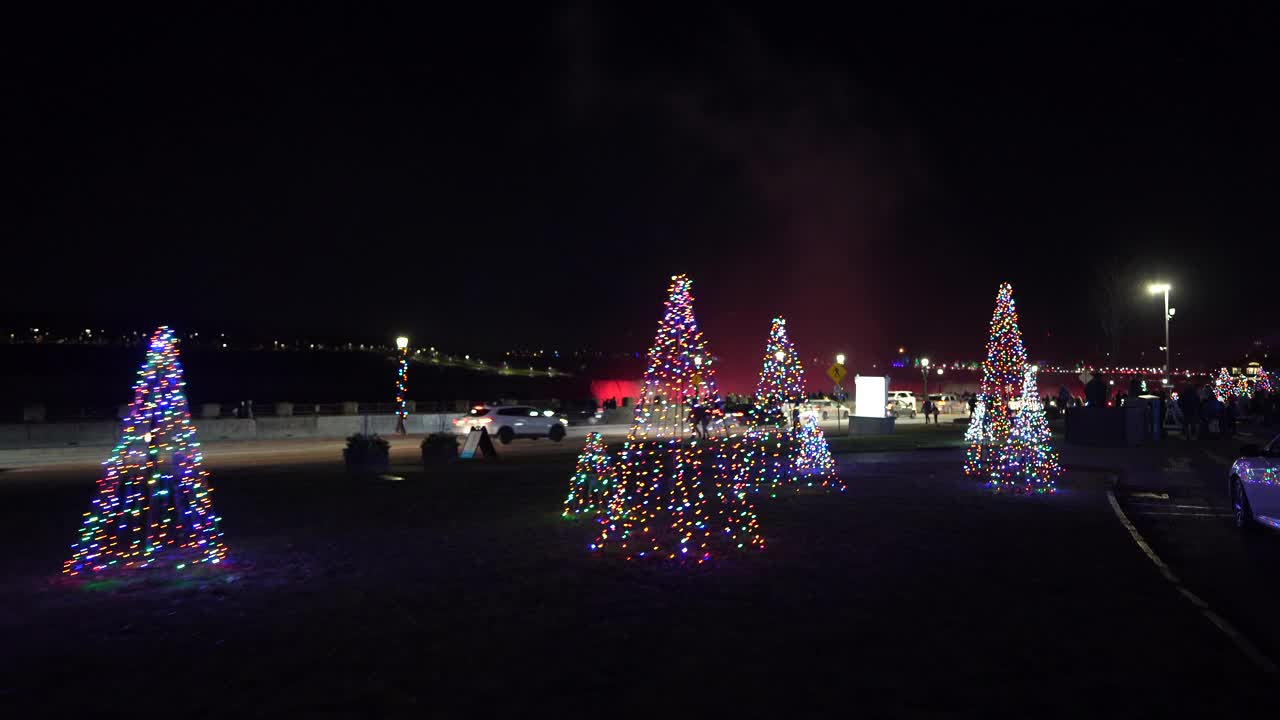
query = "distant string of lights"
(64, 326, 227, 576)
(1213, 367, 1274, 401)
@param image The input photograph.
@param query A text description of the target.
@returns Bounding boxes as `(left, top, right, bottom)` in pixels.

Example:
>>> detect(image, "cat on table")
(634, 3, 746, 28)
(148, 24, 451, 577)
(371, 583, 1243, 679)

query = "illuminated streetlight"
(836, 353, 846, 365)
(1147, 283, 1172, 378)
(921, 358, 931, 415)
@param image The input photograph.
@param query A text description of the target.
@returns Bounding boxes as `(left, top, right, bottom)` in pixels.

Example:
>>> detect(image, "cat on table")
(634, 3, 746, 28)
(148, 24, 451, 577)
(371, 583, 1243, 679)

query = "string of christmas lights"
(65, 326, 227, 576)
(963, 283, 1059, 493)
(563, 432, 613, 519)
(394, 347, 409, 434)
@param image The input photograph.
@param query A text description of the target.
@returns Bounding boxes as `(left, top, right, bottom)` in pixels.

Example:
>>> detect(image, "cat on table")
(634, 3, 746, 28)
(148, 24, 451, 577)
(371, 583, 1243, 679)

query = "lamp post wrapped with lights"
(395, 336, 409, 435)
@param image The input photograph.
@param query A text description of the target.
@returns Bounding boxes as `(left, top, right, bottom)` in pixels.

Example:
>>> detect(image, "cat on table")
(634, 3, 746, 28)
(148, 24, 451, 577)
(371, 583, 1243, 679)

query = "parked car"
(887, 399, 917, 419)
(800, 398, 849, 421)
(724, 402, 758, 427)
(1229, 433, 1280, 533)
(557, 401, 604, 426)
(928, 393, 963, 413)
(452, 405, 568, 444)
(888, 390, 917, 412)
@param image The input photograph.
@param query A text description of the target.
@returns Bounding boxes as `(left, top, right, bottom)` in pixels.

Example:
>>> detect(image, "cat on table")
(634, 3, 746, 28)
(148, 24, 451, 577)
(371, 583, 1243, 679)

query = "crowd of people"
(1163, 385, 1279, 440)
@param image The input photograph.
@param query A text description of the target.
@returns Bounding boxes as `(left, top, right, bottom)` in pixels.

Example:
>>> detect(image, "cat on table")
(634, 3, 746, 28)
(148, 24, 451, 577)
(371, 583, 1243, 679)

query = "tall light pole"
(920, 357, 930, 419)
(1148, 283, 1172, 379)
(835, 353, 847, 433)
(395, 336, 409, 435)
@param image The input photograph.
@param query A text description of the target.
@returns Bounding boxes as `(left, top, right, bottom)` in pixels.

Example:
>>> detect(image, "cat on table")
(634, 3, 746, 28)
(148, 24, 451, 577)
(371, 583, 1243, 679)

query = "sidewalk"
(0, 424, 633, 471)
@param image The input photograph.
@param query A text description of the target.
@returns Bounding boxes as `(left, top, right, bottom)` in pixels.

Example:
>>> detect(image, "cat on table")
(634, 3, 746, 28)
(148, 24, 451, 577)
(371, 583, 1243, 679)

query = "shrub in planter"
(421, 432, 459, 465)
(344, 433, 390, 472)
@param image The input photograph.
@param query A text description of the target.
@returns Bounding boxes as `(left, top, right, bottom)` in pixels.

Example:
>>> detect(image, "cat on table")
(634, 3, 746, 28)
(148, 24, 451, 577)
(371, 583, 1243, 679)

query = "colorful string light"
(592, 275, 763, 561)
(1213, 367, 1274, 402)
(563, 432, 613, 519)
(394, 344, 409, 435)
(963, 283, 1059, 493)
(65, 326, 227, 576)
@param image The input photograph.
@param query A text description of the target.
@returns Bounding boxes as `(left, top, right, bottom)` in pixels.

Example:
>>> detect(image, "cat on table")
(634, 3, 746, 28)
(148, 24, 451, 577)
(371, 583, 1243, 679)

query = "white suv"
(887, 390, 917, 412)
(452, 405, 568, 444)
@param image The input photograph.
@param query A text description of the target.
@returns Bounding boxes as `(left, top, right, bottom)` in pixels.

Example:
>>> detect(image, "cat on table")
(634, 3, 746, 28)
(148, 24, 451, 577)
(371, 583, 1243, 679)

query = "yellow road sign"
(827, 363, 847, 385)
(690, 373, 704, 387)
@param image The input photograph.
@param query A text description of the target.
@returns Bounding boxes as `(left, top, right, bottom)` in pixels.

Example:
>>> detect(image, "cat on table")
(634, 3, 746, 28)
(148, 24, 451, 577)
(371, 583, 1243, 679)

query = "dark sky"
(9, 4, 1279, 375)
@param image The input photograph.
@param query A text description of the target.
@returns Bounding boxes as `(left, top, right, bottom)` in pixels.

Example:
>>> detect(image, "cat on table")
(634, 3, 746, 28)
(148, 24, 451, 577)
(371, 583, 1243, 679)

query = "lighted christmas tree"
(563, 432, 613, 519)
(65, 326, 227, 576)
(1004, 366, 1061, 490)
(792, 415, 844, 491)
(963, 283, 1058, 493)
(754, 316, 804, 425)
(593, 275, 763, 561)
(1213, 367, 1274, 402)
(628, 274, 724, 441)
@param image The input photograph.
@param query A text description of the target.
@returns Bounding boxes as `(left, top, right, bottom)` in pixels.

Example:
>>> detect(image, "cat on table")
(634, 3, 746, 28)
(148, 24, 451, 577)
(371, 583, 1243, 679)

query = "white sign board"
(854, 375, 889, 418)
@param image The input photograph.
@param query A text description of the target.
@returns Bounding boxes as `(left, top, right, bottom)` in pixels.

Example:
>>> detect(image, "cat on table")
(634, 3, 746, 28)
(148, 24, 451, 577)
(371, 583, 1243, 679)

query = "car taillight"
(478, 417, 492, 424)
(452, 418, 462, 425)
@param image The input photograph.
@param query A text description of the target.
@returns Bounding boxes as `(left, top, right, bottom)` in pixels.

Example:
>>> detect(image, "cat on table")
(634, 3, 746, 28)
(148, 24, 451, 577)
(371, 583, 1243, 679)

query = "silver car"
(1229, 433, 1280, 533)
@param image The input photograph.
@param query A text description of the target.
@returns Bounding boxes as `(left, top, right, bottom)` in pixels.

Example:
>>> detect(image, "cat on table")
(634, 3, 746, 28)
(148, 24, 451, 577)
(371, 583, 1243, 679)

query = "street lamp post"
(921, 357, 930, 422)
(395, 336, 409, 435)
(835, 353, 847, 434)
(1148, 283, 1172, 379)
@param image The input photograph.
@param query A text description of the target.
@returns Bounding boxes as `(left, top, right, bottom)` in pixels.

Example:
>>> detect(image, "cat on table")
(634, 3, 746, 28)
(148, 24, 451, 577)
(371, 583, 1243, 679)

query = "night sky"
(10, 5, 1278, 373)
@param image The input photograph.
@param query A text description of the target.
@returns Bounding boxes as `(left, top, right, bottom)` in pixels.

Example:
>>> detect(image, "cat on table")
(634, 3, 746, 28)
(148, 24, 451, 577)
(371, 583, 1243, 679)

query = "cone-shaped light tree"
(593, 275, 763, 561)
(963, 283, 1059, 493)
(792, 415, 844, 491)
(754, 316, 804, 425)
(562, 432, 613, 519)
(1007, 365, 1062, 488)
(65, 327, 227, 575)
(628, 274, 723, 441)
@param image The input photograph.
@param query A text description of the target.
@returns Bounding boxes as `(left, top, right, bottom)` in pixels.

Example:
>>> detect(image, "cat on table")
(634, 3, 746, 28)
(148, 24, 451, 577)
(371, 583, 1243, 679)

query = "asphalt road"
(1112, 425, 1280, 676)
(1, 437, 1275, 715)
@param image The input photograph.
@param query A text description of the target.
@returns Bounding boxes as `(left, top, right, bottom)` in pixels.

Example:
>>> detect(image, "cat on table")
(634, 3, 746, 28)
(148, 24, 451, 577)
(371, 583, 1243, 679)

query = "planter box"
(343, 447, 390, 474)
(421, 434, 459, 465)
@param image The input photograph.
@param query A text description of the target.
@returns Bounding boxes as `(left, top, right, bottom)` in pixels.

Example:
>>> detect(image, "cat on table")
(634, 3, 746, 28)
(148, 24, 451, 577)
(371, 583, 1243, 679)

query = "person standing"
(1178, 386, 1200, 440)
(930, 400, 941, 425)
(922, 398, 934, 424)
(1085, 375, 1107, 407)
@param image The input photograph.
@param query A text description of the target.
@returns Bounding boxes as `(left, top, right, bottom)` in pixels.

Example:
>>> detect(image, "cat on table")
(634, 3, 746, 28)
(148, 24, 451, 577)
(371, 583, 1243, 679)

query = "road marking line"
(1205, 450, 1230, 467)
(1127, 503, 1217, 510)
(1130, 491, 1170, 500)
(1131, 511, 1234, 518)
(1107, 489, 1279, 676)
